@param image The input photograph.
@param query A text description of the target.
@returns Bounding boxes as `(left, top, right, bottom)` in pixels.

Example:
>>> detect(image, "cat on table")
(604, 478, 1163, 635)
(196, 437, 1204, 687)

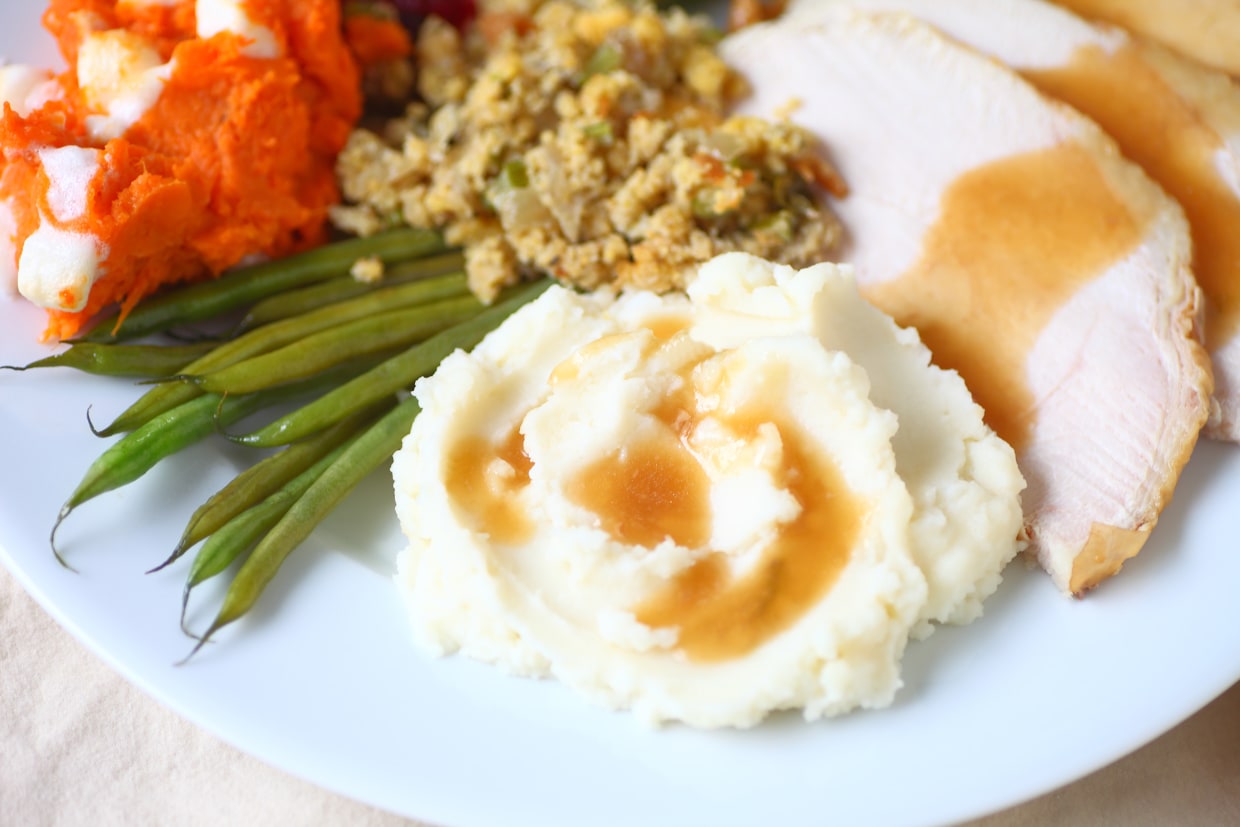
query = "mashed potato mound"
(393, 253, 1024, 727)
(687, 254, 1027, 633)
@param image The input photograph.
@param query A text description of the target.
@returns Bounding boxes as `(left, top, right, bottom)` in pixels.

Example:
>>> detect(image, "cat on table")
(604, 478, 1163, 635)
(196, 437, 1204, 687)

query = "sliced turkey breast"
(1050, 0, 1240, 78)
(785, 0, 1240, 440)
(721, 9, 1213, 594)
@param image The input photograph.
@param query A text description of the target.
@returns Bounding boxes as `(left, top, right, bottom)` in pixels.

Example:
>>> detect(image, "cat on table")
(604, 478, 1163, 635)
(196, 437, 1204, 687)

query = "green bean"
(190, 293, 484, 395)
(235, 251, 465, 332)
(93, 382, 200, 439)
(183, 397, 421, 659)
(178, 434, 359, 634)
(55, 395, 259, 569)
(225, 278, 552, 448)
(152, 407, 384, 573)
(175, 271, 470, 383)
(95, 382, 199, 438)
(95, 271, 470, 436)
(1, 341, 217, 378)
(79, 228, 445, 344)
(52, 362, 371, 568)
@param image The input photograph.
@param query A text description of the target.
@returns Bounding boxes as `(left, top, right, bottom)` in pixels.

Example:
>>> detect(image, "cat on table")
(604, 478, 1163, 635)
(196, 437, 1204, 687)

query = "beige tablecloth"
(3, 562, 1239, 827)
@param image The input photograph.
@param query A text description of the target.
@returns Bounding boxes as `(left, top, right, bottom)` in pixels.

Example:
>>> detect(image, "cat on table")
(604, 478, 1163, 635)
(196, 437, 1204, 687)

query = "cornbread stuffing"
(331, 0, 844, 300)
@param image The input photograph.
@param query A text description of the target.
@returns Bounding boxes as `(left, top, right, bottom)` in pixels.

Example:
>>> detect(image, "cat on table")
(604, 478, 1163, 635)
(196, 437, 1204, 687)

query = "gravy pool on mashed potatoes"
(392, 253, 1025, 728)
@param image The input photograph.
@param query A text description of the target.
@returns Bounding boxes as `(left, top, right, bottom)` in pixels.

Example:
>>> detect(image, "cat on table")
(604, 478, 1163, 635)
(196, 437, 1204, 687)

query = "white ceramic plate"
(4, 6, 1240, 827)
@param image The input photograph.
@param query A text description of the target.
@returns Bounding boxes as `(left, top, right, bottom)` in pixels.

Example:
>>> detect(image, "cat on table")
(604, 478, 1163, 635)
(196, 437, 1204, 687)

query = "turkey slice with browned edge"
(722, 9, 1213, 594)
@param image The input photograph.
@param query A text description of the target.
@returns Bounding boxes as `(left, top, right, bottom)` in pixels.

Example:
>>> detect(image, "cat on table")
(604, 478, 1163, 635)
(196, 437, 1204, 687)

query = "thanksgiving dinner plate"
(4, 3, 1240, 826)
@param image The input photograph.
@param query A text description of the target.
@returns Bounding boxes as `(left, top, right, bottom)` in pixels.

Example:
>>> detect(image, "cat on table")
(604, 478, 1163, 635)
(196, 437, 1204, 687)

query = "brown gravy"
(1025, 43, 1240, 347)
(444, 426, 535, 544)
(568, 353, 711, 550)
(569, 434, 713, 550)
(645, 314, 691, 341)
(447, 347, 867, 663)
(1051, 0, 1240, 78)
(863, 142, 1144, 451)
(633, 413, 865, 662)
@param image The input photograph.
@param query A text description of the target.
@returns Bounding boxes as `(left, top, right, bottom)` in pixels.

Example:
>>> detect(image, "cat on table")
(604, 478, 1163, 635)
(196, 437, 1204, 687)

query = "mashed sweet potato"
(0, 0, 383, 340)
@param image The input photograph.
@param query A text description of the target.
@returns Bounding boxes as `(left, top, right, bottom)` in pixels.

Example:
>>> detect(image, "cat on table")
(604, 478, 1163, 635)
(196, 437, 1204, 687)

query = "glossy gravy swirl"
(443, 344, 868, 663)
(632, 412, 865, 663)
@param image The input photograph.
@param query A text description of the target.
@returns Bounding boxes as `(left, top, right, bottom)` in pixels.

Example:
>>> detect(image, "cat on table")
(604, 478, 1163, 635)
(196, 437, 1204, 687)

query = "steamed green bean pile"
(17, 228, 552, 659)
